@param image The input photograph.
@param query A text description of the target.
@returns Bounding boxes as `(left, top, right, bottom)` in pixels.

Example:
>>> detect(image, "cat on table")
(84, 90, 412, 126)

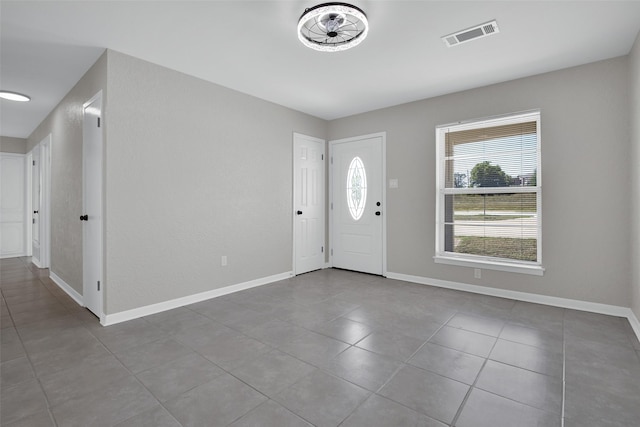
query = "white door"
(83, 92, 103, 318)
(331, 133, 385, 275)
(0, 153, 26, 258)
(31, 148, 41, 264)
(293, 133, 325, 275)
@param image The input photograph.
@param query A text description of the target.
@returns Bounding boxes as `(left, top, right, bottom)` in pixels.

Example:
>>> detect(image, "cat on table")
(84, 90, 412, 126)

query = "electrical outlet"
(474, 268, 481, 279)
(221, 255, 227, 267)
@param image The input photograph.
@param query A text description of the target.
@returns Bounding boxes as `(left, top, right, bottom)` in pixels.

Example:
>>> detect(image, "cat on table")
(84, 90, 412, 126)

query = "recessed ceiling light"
(298, 3, 369, 52)
(0, 90, 31, 102)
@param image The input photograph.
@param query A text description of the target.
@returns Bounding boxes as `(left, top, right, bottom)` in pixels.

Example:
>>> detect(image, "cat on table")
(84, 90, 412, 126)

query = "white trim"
(434, 255, 545, 276)
(387, 271, 640, 342)
(329, 132, 387, 276)
(25, 152, 32, 257)
(102, 271, 293, 326)
(628, 310, 640, 342)
(50, 271, 84, 306)
(435, 111, 542, 273)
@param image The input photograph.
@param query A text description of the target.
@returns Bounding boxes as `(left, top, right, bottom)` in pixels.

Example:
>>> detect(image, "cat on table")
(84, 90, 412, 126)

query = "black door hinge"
(97, 281, 100, 291)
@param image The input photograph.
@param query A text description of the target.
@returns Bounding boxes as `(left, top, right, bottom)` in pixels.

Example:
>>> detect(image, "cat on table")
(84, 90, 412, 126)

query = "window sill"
(433, 255, 545, 276)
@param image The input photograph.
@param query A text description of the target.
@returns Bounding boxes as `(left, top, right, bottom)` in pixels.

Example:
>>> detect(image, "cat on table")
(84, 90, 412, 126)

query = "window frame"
(434, 110, 544, 276)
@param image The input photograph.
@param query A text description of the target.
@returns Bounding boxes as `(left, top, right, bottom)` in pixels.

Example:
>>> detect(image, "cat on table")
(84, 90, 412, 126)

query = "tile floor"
(2, 256, 640, 426)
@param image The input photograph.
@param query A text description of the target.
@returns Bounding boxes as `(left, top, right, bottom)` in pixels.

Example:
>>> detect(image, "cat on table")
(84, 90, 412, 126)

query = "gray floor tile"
(172, 320, 236, 349)
(244, 318, 308, 346)
(3, 410, 55, 427)
(0, 356, 35, 387)
(489, 338, 563, 378)
(564, 311, 633, 349)
(229, 400, 313, 427)
(565, 334, 640, 395)
(509, 301, 565, 333)
(114, 405, 182, 427)
(196, 329, 272, 370)
(341, 394, 447, 427)
(145, 307, 213, 335)
(563, 414, 634, 427)
(475, 360, 563, 414)
(429, 326, 496, 357)
(0, 327, 25, 362)
(356, 329, 425, 361)
(455, 388, 561, 427)
(51, 376, 158, 427)
(447, 312, 505, 337)
(378, 365, 468, 424)
(322, 346, 402, 391)
(39, 354, 130, 407)
(409, 342, 485, 385)
(164, 373, 267, 427)
(114, 337, 194, 373)
(136, 353, 224, 402)
(28, 335, 111, 377)
(280, 331, 350, 367)
(310, 317, 373, 344)
(564, 380, 640, 425)
(499, 322, 563, 352)
(87, 318, 167, 353)
(0, 379, 48, 425)
(229, 349, 316, 397)
(274, 370, 369, 427)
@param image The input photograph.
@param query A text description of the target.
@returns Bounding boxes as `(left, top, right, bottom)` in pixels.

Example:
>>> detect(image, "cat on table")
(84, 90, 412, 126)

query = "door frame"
(292, 132, 326, 275)
(28, 134, 52, 268)
(82, 90, 104, 321)
(328, 132, 387, 275)
(0, 152, 27, 258)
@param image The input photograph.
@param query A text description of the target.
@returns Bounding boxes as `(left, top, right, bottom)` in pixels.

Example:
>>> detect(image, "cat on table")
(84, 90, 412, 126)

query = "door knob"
(33, 210, 38, 214)
(296, 210, 303, 215)
(80, 214, 88, 221)
(375, 211, 381, 216)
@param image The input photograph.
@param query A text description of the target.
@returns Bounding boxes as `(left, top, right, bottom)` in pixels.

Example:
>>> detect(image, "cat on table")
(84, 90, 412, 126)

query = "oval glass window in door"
(346, 156, 367, 220)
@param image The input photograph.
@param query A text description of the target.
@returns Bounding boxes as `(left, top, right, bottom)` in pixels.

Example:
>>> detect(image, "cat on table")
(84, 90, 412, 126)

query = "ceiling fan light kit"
(298, 2, 368, 52)
(0, 90, 31, 102)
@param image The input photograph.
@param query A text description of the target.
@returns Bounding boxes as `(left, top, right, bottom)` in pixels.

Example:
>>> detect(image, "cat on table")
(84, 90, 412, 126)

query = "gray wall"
(27, 52, 107, 295)
(104, 51, 326, 314)
(0, 136, 27, 154)
(328, 57, 631, 307)
(631, 31, 640, 320)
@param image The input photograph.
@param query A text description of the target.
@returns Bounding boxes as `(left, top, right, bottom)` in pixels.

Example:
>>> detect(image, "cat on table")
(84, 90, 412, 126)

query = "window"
(435, 111, 543, 275)
(346, 156, 367, 220)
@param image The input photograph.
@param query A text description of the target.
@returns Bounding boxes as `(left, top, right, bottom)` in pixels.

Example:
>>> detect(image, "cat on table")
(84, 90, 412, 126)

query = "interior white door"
(83, 92, 103, 318)
(331, 134, 384, 275)
(0, 153, 26, 258)
(293, 133, 325, 275)
(31, 148, 41, 263)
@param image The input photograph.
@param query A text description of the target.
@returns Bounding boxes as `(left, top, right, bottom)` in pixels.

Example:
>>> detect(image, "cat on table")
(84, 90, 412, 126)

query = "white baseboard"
(49, 271, 84, 306)
(386, 272, 640, 342)
(628, 310, 640, 342)
(103, 271, 293, 327)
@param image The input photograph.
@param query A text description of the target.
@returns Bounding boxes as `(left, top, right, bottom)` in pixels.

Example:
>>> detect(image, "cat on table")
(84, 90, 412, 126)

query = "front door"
(331, 133, 385, 275)
(293, 133, 325, 275)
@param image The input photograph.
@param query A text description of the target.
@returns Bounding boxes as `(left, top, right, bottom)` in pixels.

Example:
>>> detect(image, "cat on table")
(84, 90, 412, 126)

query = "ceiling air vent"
(442, 20, 499, 47)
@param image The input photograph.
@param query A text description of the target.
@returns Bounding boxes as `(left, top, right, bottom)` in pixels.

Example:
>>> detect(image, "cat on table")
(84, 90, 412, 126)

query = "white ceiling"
(2, 1, 640, 139)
